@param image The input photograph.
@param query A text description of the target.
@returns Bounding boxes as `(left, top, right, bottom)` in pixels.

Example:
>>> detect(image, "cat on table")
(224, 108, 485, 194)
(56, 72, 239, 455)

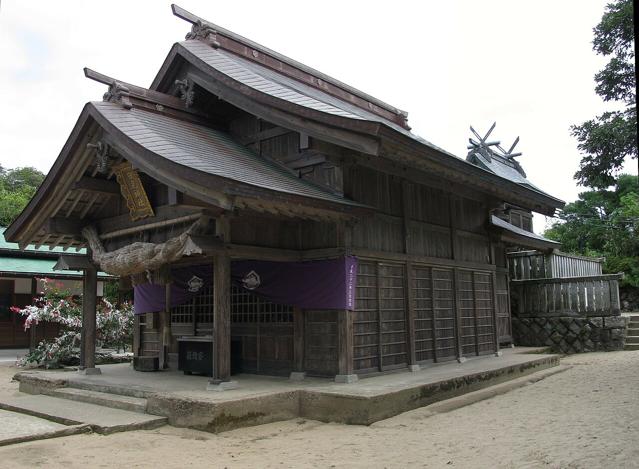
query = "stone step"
(45, 387, 148, 413)
(626, 327, 639, 334)
(624, 343, 639, 351)
(628, 322, 639, 329)
(0, 394, 166, 434)
(626, 336, 639, 344)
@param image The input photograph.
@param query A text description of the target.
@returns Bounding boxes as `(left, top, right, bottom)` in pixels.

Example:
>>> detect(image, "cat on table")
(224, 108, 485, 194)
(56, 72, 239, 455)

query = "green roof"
(0, 256, 85, 277)
(0, 227, 110, 278)
(0, 227, 86, 254)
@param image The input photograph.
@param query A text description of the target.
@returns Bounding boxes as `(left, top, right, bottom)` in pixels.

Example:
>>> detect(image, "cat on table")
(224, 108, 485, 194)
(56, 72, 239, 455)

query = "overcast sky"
(0, 0, 635, 233)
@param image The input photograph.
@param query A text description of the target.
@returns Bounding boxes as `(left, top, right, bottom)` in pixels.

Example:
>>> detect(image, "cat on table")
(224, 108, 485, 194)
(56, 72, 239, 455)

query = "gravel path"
(0, 351, 637, 468)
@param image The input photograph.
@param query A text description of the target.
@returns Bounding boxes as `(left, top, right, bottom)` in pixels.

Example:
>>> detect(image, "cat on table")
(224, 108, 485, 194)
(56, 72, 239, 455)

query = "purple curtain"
(134, 256, 358, 314)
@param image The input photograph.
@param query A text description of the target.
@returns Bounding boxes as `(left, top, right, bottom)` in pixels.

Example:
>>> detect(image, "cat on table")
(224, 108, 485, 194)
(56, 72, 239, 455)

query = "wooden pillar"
(29, 278, 38, 352)
(213, 253, 231, 382)
(490, 271, 501, 356)
(158, 283, 171, 370)
(81, 264, 99, 372)
(336, 309, 356, 383)
(292, 307, 305, 373)
(405, 262, 418, 370)
(452, 268, 465, 362)
(448, 195, 457, 261)
(132, 315, 141, 357)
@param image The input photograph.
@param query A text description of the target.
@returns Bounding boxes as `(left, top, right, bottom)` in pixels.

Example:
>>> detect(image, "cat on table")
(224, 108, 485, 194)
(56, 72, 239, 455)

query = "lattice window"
(231, 286, 293, 323)
(170, 286, 214, 324)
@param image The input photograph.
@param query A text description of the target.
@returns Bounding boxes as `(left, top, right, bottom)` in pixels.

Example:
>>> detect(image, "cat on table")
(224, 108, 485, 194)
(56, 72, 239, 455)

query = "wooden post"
(402, 180, 411, 255)
(472, 272, 479, 356)
(375, 262, 383, 372)
(158, 283, 171, 369)
(452, 268, 465, 362)
(292, 307, 305, 373)
(335, 309, 356, 383)
(81, 264, 99, 372)
(490, 271, 501, 357)
(213, 253, 231, 382)
(430, 269, 438, 363)
(448, 195, 457, 261)
(405, 262, 418, 370)
(29, 278, 38, 352)
(133, 315, 141, 357)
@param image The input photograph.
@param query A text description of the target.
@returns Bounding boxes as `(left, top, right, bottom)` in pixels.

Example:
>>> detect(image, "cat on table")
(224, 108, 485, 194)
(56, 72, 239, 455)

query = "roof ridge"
(170, 4, 410, 130)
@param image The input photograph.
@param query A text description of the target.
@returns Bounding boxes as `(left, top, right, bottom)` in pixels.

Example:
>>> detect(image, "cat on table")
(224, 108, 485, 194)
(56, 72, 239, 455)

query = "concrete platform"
(13, 347, 559, 433)
(0, 409, 91, 447)
(0, 395, 167, 434)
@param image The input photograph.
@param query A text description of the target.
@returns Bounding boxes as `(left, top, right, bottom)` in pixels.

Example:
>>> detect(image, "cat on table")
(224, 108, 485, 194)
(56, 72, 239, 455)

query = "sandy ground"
(0, 351, 638, 469)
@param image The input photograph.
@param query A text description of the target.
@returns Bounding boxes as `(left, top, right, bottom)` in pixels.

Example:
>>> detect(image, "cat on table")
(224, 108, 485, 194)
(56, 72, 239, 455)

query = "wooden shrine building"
(5, 5, 564, 384)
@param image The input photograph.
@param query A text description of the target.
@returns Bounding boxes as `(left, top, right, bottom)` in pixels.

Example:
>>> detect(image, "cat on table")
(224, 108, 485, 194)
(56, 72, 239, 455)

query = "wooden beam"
(72, 176, 121, 195)
(66, 190, 85, 218)
(352, 248, 497, 272)
(239, 126, 293, 145)
(45, 218, 84, 237)
(80, 192, 101, 219)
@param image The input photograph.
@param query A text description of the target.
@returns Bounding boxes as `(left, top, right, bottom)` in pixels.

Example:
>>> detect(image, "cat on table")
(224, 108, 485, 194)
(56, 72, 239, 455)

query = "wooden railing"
(510, 273, 622, 317)
(508, 250, 604, 280)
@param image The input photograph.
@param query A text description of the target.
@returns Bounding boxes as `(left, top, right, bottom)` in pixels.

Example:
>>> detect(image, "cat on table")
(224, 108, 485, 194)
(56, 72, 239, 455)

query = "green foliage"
(0, 165, 45, 226)
(571, 0, 636, 188)
(545, 175, 639, 287)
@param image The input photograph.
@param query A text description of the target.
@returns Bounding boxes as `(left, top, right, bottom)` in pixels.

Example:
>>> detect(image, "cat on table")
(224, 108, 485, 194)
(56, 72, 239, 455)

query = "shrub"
(12, 278, 134, 368)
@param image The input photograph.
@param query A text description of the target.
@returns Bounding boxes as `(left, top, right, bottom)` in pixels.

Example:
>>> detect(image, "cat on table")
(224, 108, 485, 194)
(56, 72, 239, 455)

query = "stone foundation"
(512, 316, 628, 354)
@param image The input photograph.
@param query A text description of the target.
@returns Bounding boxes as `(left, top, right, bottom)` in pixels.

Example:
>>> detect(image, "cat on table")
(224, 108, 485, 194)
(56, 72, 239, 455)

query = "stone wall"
(512, 315, 628, 354)
(620, 286, 639, 312)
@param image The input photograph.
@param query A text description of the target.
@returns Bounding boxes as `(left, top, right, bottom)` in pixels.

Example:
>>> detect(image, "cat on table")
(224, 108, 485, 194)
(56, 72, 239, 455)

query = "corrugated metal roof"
(179, 40, 455, 158)
(92, 101, 362, 207)
(0, 256, 84, 277)
(0, 228, 85, 254)
(0, 229, 110, 278)
(490, 215, 560, 246)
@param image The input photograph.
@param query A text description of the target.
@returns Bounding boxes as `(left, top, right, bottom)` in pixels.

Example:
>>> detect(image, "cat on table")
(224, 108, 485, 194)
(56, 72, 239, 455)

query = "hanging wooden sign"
(113, 162, 155, 221)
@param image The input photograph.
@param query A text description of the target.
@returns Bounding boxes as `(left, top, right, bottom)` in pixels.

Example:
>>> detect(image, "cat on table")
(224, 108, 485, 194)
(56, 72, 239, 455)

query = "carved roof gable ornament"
(103, 80, 133, 109)
(466, 122, 527, 178)
(185, 20, 220, 48)
(174, 78, 195, 107)
(113, 162, 155, 221)
(86, 140, 112, 174)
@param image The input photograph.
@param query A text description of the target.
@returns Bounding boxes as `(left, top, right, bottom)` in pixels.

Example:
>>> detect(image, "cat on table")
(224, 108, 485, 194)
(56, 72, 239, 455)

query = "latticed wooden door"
(353, 261, 408, 373)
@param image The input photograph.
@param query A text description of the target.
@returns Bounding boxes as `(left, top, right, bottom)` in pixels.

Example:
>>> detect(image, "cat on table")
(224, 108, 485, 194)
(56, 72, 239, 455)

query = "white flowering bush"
(12, 278, 134, 368)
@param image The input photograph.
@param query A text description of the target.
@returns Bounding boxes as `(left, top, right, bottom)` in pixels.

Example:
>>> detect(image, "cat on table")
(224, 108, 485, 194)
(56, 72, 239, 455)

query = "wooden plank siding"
(354, 259, 497, 374)
(508, 250, 603, 280)
(511, 274, 622, 317)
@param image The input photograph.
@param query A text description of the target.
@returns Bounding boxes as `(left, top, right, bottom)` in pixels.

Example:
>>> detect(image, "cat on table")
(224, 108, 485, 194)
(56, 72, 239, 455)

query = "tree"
(571, 0, 637, 188)
(0, 166, 45, 226)
(544, 174, 639, 287)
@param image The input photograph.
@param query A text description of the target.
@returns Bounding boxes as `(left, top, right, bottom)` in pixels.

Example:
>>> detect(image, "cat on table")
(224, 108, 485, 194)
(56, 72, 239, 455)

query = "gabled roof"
(490, 215, 560, 251)
(150, 5, 564, 216)
(467, 145, 554, 200)
(93, 101, 360, 206)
